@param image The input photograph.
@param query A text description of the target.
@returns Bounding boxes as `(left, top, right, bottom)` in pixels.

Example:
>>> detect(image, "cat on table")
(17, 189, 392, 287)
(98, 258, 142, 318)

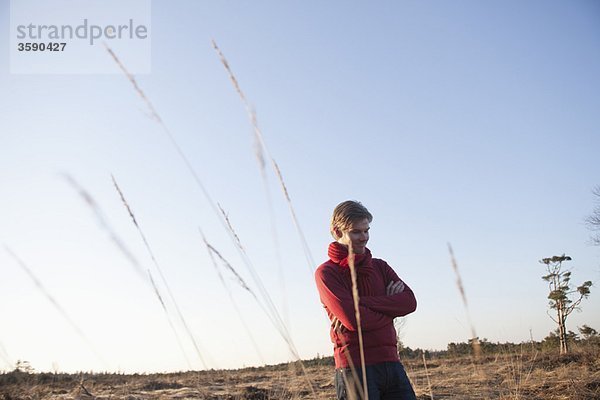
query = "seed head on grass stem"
(200, 227, 317, 399)
(448, 243, 481, 359)
(112, 175, 209, 369)
(67, 173, 214, 368)
(63, 173, 145, 280)
(200, 229, 265, 364)
(212, 39, 315, 273)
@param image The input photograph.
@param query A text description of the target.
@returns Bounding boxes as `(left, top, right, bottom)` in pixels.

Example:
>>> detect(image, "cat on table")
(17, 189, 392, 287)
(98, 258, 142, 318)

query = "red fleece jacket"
(315, 256, 417, 369)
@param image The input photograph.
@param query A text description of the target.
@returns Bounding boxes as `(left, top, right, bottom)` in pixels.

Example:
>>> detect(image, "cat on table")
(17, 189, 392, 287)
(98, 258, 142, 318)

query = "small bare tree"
(540, 255, 592, 354)
(585, 185, 600, 245)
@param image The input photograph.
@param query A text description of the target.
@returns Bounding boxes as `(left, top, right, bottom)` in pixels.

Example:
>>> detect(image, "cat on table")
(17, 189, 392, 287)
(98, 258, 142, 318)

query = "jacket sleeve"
(315, 265, 392, 332)
(359, 261, 417, 318)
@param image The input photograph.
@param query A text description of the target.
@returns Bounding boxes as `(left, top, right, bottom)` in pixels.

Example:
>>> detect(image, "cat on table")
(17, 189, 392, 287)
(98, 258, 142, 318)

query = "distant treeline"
(303, 327, 600, 363)
(400, 326, 600, 359)
(2, 328, 598, 383)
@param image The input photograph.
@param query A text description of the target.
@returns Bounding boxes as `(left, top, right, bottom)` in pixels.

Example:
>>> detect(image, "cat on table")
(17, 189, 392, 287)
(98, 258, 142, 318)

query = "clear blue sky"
(1, 0, 599, 373)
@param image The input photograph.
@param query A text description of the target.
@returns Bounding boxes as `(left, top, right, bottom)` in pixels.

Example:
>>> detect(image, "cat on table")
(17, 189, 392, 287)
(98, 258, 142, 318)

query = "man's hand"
(331, 316, 345, 332)
(386, 280, 405, 296)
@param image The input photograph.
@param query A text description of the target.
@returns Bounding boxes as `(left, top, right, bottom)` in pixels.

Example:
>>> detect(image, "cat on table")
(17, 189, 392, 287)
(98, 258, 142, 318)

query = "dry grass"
(2, 349, 599, 400)
(405, 349, 600, 400)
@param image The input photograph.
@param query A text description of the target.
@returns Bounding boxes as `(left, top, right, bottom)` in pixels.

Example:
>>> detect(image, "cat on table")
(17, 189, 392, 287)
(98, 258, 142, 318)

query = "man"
(315, 200, 417, 400)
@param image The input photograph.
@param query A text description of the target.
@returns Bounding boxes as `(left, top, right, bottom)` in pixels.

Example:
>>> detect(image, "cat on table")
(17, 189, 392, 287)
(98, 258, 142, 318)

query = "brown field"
(2, 350, 599, 400)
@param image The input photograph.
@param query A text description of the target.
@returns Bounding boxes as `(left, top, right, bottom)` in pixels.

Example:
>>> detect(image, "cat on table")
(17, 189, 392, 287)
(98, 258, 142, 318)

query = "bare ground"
(2, 350, 599, 399)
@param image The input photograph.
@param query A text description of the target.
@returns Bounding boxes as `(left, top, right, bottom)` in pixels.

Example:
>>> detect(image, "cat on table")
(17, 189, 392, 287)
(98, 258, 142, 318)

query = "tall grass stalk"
(211, 40, 315, 273)
(146, 270, 193, 369)
(3, 245, 108, 368)
(213, 204, 306, 375)
(422, 353, 434, 400)
(505, 345, 538, 399)
(447, 243, 481, 359)
(201, 235, 260, 301)
(105, 46, 230, 249)
(200, 231, 318, 399)
(106, 44, 315, 392)
(214, 205, 294, 350)
(65, 174, 214, 368)
(207, 207, 296, 354)
(272, 160, 316, 269)
(105, 44, 292, 334)
(209, 39, 288, 323)
(105, 45, 297, 352)
(63, 174, 146, 280)
(106, 44, 293, 370)
(112, 175, 209, 369)
(200, 230, 265, 363)
(337, 333, 364, 400)
(347, 248, 368, 400)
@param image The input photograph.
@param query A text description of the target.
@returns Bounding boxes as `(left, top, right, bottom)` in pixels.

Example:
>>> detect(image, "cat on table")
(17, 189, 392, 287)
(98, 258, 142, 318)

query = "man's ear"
(333, 227, 342, 239)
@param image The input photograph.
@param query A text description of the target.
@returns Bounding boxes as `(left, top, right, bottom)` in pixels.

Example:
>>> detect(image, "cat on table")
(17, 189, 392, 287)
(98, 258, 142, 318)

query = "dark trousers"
(335, 361, 416, 400)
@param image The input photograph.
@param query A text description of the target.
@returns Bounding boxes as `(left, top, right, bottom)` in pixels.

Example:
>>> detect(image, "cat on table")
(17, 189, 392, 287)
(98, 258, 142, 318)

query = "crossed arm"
(359, 261, 417, 319)
(315, 263, 417, 332)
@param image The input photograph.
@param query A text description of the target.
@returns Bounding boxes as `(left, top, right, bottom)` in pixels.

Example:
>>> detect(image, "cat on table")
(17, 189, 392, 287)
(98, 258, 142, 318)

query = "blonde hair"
(330, 200, 373, 239)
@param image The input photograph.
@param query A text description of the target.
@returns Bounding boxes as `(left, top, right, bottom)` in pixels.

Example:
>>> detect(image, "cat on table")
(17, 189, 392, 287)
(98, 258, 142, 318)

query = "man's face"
(336, 218, 370, 254)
